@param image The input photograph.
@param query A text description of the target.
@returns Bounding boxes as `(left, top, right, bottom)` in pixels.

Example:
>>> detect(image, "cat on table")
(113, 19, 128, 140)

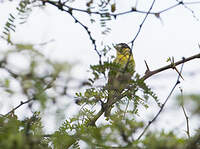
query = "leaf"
(166, 57, 171, 62)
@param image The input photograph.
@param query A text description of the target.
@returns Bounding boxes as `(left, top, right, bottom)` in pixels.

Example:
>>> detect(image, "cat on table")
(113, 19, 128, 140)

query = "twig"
(43, 0, 102, 64)
(180, 87, 190, 138)
(41, 0, 200, 64)
(130, 0, 156, 49)
(123, 0, 156, 77)
(181, 105, 190, 139)
(175, 0, 199, 21)
(4, 99, 32, 117)
(158, 2, 181, 13)
(3, 74, 56, 117)
(136, 61, 184, 141)
(48, 1, 200, 18)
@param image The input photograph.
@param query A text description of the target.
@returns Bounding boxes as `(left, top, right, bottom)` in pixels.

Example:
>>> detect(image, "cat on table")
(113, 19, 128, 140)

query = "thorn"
(173, 66, 184, 80)
(179, 1, 184, 5)
(131, 7, 136, 11)
(144, 60, 150, 73)
(169, 57, 184, 80)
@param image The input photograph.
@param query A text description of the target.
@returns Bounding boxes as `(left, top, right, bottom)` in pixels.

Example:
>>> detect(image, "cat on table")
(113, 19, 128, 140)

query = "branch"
(4, 99, 32, 117)
(141, 53, 200, 81)
(87, 52, 200, 127)
(48, 1, 200, 18)
(42, 0, 102, 63)
(174, 0, 199, 21)
(136, 62, 184, 140)
(41, 0, 200, 64)
(181, 105, 190, 139)
(130, 0, 156, 49)
(180, 87, 190, 138)
(2, 74, 56, 117)
(86, 108, 104, 126)
(123, 0, 156, 79)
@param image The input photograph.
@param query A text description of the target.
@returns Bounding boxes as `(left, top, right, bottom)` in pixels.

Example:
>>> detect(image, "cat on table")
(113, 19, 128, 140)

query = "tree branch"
(136, 62, 184, 140)
(130, 0, 156, 49)
(4, 99, 32, 117)
(87, 52, 200, 127)
(180, 87, 191, 139)
(174, 0, 199, 21)
(41, 0, 200, 65)
(42, 0, 102, 64)
(141, 53, 200, 81)
(2, 73, 56, 117)
(44, 0, 200, 18)
(181, 105, 190, 139)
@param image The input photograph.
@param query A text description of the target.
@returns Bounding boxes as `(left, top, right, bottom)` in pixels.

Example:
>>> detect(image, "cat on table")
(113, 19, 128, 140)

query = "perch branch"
(141, 53, 200, 81)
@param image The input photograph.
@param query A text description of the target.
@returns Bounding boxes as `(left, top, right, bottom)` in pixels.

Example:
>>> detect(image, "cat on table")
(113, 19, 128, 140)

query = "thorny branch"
(142, 53, 200, 80)
(136, 60, 185, 141)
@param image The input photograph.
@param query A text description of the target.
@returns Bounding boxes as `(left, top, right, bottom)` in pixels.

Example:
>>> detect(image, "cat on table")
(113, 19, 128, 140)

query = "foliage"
(2, 0, 39, 42)
(0, 112, 50, 149)
(141, 131, 186, 149)
(0, 42, 71, 109)
(76, 60, 159, 116)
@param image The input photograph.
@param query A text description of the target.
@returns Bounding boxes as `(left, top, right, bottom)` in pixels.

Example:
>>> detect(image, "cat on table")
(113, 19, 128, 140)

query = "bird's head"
(114, 43, 131, 56)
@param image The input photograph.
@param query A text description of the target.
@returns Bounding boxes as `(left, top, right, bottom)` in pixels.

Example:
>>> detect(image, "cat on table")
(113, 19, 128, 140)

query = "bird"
(104, 43, 135, 117)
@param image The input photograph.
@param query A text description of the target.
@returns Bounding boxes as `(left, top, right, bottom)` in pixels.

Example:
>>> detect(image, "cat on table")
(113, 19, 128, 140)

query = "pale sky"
(0, 0, 200, 136)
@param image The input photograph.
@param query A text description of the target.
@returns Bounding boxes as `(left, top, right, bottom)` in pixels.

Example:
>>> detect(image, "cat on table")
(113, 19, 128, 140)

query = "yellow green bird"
(105, 43, 135, 117)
